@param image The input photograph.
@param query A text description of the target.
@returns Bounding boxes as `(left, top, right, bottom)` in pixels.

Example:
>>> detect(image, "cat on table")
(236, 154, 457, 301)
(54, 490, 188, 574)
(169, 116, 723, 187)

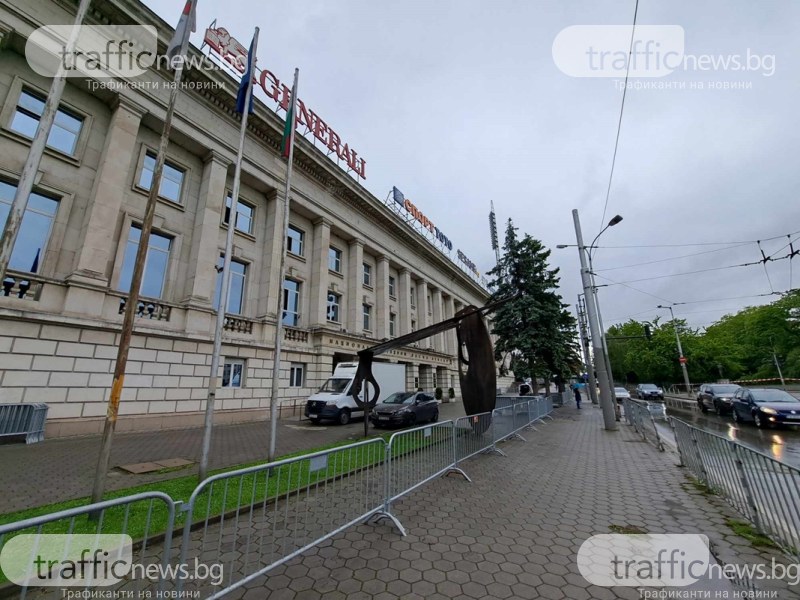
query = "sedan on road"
(731, 387, 800, 428)
(614, 387, 631, 403)
(370, 391, 439, 428)
(697, 383, 741, 415)
(636, 384, 664, 401)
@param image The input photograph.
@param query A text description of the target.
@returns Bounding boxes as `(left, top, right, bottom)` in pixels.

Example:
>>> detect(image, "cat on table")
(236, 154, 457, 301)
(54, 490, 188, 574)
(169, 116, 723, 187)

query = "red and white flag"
(166, 0, 197, 61)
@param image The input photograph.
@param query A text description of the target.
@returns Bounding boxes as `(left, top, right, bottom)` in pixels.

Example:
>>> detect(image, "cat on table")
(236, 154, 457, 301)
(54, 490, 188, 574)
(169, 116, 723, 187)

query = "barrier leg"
(367, 444, 406, 536)
(445, 421, 472, 481)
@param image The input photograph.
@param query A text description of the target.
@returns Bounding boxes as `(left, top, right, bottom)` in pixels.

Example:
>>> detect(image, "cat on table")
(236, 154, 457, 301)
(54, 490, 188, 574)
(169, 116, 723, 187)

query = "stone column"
(309, 218, 331, 326)
(375, 255, 390, 339)
(183, 151, 230, 307)
(346, 238, 364, 332)
(257, 189, 283, 322)
(397, 268, 411, 335)
(71, 96, 146, 283)
(443, 295, 456, 356)
(418, 279, 429, 330)
(432, 288, 444, 352)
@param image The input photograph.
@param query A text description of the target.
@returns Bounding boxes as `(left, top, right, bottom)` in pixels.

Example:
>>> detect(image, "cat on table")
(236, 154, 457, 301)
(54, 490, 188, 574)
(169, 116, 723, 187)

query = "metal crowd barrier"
(671, 418, 800, 561)
(622, 397, 665, 451)
(0, 492, 177, 596)
(0, 397, 556, 599)
(0, 403, 49, 444)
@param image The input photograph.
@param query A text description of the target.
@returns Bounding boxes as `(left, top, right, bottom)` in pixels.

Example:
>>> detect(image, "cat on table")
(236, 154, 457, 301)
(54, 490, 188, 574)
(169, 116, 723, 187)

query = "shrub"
(435, 387, 443, 400)
(448, 387, 455, 399)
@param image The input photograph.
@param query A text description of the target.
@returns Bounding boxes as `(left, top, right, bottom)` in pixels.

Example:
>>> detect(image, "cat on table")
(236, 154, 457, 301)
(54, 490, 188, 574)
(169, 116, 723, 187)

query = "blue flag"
(236, 35, 256, 114)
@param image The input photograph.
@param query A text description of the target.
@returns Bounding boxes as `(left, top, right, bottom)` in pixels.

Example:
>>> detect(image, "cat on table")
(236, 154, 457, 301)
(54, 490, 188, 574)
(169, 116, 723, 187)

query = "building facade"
(0, 0, 492, 437)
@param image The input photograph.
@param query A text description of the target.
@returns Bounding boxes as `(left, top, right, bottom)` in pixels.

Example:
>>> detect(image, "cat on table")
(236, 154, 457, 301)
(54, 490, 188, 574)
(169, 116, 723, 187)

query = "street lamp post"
(658, 304, 692, 396)
(570, 209, 619, 431)
(576, 294, 599, 405)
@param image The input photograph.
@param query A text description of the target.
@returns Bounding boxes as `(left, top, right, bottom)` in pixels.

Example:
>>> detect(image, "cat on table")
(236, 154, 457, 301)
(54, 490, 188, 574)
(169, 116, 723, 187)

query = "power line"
(591, 229, 800, 250)
(599, 0, 639, 230)
(594, 242, 753, 272)
(593, 273, 675, 304)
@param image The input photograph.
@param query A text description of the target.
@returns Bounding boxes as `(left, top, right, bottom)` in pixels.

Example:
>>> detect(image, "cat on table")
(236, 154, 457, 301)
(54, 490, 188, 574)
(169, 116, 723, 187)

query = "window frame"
(134, 146, 188, 206)
(362, 303, 372, 331)
(289, 362, 305, 387)
(410, 286, 416, 309)
(328, 246, 342, 273)
(282, 277, 301, 327)
(388, 275, 396, 298)
(389, 312, 396, 337)
(362, 262, 372, 287)
(326, 290, 341, 323)
(222, 358, 245, 388)
(213, 256, 248, 315)
(222, 193, 255, 236)
(0, 180, 60, 275)
(117, 223, 173, 300)
(287, 224, 305, 257)
(2, 82, 90, 161)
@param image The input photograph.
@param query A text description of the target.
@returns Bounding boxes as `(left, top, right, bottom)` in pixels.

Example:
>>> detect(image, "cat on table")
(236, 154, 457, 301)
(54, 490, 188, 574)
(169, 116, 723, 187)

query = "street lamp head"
(656, 304, 665, 309)
(556, 244, 569, 249)
(608, 215, 623, 227)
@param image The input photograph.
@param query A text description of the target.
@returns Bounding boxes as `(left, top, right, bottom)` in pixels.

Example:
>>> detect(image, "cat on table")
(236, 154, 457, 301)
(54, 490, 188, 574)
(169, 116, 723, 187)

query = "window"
(118, 225, 171, 299)
(363, 304, 371, 331)
(328, 247, 342, 273)
(138, 151, 185, 204)
(213, 257, 247, 315)
(289, 363, 305, 387)
(326, 291, 341, 322)
(222, 358, 244, 388)
(11, 90, 84, 155)
(411, 319, 416, 332)
(223, 194, 254, 234)
(287, 225, 304, 256)
(0, 181, 58, 273)
(363, 263, 372, 286)
(389, 312, 396, 337)
(388, 276, 396, 298)
(410, 286, 416, 308)
(283, 278, 301, 326)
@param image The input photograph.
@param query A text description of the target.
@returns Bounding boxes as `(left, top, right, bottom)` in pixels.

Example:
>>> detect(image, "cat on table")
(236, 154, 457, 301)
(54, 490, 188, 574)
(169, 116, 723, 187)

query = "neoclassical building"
(0, 0, 494, 437)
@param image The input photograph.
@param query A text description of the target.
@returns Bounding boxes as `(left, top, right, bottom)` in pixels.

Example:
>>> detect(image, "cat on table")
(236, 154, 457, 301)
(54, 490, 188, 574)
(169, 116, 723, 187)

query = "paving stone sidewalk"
(0, 403, 467, 513)
(221, 405, 798, 600)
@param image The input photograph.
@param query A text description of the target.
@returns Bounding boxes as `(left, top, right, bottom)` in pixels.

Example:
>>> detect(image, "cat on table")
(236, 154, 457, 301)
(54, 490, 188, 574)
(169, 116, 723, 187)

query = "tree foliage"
(606, 290, 800, 385)
(487, 220, 581, 392)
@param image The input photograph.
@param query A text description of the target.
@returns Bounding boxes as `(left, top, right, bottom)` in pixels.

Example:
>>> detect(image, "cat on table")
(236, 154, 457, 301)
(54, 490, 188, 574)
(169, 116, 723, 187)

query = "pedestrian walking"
(574, 385, 582, 409)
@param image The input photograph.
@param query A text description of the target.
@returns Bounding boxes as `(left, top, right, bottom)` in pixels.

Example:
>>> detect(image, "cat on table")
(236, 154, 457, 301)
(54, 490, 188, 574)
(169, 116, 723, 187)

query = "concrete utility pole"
(658, 305, 692, 396)
(576, 295, 599, 405)
(572, 210, 617, 431)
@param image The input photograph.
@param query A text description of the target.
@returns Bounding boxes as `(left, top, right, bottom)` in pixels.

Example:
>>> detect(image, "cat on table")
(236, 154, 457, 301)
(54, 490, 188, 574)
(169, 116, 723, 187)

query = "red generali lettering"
(206, 26, 367, 179)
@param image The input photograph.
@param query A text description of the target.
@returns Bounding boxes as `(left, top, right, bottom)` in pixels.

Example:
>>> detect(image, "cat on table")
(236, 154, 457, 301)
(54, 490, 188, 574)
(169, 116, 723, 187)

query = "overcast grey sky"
(146, 0, 800, 330)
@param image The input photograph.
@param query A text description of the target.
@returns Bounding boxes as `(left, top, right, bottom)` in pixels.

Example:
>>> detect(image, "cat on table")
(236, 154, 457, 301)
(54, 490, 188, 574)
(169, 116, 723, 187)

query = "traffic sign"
(679, 356, 687, 364)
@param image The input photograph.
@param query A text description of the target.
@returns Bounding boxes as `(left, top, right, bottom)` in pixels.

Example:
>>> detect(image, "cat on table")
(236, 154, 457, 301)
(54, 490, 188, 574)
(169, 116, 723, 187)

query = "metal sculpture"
(350, 296, 513, 436)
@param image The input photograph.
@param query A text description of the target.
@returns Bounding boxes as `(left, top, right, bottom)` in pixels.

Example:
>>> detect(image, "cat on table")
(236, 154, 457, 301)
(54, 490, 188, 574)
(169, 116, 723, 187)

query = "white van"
(305, 362, 406, 425)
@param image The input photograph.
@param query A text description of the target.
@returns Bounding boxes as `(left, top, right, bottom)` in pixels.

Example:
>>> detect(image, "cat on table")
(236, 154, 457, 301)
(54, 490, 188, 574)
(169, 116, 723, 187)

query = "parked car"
(731, 387, 800, 428)
(696, 383, 741, 415)
(614, 387, 631, 403)
(369, 391, 439, 428)
(635, 384, 664, 400)
(646, 401, 667, 420)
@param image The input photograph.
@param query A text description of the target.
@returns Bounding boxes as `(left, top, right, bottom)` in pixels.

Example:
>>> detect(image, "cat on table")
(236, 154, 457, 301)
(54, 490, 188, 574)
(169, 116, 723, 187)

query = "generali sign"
(204, 26, 367, 179)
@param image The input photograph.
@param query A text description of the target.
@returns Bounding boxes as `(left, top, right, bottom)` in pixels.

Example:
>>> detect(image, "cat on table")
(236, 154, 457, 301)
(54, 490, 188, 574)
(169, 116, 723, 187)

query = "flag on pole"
(166, 0, 197, 61)
(281, 70, 299, 159)
(236, 35, 256, 114)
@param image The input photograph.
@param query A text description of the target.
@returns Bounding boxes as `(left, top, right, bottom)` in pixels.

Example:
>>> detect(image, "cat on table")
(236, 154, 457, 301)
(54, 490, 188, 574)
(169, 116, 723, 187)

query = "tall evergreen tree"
(487, 220, 580, 393)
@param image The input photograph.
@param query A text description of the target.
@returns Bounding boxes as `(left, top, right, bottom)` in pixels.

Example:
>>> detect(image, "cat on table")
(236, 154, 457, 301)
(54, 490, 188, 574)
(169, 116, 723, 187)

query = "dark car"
(369, 391, 439, 428)
(731, 387, 800, 428)
(635, 384, 664, 400)
(696, 383, 741, 415)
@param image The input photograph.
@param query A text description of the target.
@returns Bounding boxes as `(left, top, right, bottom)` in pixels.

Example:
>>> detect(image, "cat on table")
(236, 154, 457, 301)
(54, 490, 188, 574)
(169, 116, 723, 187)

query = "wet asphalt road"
(663, 403, 800, 469)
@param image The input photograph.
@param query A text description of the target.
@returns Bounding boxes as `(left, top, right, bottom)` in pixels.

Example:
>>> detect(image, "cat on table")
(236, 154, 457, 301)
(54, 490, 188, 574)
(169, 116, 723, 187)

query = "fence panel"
(178, 438, 387, 599)
(670, 417, 800, 560)
(0, 492, 177, 597)
(454, 413, 494, 463)
(623, 398, 664, 451)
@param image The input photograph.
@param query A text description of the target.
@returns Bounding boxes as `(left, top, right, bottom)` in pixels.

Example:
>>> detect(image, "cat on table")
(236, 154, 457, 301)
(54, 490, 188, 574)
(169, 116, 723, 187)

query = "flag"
(235, 34, 257, 114)
(29, 248, 40, 274)
(281, 69, 299, 159)
(166, 0, 197, 62)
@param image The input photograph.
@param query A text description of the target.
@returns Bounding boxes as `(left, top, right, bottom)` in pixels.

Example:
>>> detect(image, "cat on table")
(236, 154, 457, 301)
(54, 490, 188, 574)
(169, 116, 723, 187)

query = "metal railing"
(0, 403, 49, 444)
(671, 418, 800, 560)
(0, 492, 177, 597)
(622, 397, 665, 451)
(0, 397, 556, 599)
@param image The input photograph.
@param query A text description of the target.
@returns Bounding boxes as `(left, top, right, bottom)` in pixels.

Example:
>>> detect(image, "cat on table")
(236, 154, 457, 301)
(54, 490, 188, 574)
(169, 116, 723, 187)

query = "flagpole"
(0, 0, 92, 281)
(268, 68, 299, 462)
(90, 4, 195, 506)
(198, 28, 259, 483)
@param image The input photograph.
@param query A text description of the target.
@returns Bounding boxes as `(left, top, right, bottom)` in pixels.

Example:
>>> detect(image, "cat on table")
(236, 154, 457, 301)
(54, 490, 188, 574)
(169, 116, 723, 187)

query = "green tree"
(488, 220, 580, 393)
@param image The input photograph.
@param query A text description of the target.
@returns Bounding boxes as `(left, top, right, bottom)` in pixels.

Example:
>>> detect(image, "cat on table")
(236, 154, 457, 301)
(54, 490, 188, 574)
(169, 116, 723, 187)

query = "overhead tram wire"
(599, 0, 639, 229)
(594, 242, 754, 272)
(592, 228, 800, 250)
